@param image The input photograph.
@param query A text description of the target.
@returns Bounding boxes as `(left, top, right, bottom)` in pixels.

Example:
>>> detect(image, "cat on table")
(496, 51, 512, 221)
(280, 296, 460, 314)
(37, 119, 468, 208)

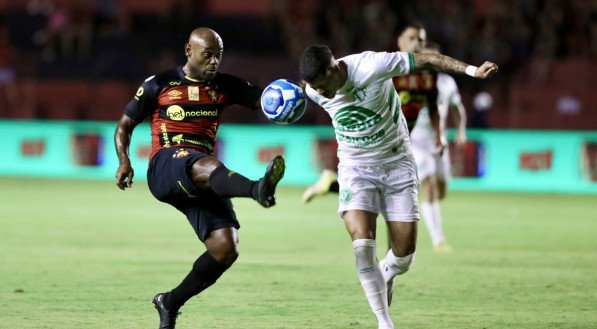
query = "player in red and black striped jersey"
(124, 67, 264, 159)
(114, 27, 285, 328)
(393, 23, 442, 144)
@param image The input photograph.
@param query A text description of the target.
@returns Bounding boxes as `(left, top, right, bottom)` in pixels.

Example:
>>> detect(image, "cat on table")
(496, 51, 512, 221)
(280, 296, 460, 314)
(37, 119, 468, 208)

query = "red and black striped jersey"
(124, 67, 262, 159)
(392, 71, 438, 132)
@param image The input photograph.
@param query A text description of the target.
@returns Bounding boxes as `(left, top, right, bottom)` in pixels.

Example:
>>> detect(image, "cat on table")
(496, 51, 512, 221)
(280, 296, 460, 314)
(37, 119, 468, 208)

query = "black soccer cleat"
(152, 293, 180, 329)
(257, 155, 285, 208)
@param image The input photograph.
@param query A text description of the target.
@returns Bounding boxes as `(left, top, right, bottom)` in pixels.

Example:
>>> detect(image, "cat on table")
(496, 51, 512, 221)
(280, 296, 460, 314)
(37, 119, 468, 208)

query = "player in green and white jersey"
(299, 45, 497, 329)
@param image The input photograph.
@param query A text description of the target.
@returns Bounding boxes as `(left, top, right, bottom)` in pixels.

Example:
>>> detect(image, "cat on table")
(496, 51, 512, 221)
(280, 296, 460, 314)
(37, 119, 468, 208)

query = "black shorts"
(147, 147, 239, 241)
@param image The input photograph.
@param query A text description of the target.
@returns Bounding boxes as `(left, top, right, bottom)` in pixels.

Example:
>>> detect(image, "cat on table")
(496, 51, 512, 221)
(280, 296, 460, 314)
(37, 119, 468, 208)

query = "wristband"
(465, 65, 478, 77)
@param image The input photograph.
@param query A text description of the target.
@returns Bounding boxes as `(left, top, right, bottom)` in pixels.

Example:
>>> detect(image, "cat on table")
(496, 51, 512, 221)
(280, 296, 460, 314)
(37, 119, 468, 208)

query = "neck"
(337, 61, 348, 88)
(182, 64, 202, 81)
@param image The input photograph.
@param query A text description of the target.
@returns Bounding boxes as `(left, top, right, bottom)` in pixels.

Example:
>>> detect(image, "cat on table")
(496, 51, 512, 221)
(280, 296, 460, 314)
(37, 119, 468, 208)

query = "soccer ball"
(260, 79, 306, 125)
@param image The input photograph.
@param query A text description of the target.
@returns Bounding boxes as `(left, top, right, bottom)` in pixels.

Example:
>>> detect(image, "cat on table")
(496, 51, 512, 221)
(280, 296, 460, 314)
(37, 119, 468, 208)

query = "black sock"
(164, 252, 230, 310)
(329, 181, 340, 193)
(209, 165, 259, 199)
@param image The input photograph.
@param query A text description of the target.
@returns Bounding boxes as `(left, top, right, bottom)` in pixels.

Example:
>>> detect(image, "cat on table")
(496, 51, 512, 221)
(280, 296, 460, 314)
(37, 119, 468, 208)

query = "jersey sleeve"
(370, 51, 414, 79)
(124, 75, 160, 122)
(221, 74, 262, 110)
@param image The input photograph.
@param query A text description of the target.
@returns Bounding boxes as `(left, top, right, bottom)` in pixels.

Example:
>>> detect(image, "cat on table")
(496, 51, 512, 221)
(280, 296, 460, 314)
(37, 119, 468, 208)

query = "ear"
(184, 43, 191, 58)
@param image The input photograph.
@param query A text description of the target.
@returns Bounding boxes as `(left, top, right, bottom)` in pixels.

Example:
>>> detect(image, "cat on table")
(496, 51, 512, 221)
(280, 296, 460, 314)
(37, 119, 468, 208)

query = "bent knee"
(211, 244, 239, 266)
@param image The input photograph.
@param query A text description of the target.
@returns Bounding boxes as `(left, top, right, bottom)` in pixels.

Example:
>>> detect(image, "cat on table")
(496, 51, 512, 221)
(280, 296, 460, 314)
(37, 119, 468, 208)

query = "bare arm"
(114, 114, 138, 190)
(413, 53, 498, 79)
(451, 102, 467, 146)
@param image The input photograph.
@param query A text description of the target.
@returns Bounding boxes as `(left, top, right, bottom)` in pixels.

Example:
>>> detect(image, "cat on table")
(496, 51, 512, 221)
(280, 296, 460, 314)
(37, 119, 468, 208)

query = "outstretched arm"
(413, 53, 498, 79)
(114, 114, 138, 190)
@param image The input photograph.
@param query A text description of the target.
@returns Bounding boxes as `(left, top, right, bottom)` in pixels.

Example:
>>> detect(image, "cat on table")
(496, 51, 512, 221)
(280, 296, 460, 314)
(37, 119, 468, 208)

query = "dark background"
(0, 0, 594, 129)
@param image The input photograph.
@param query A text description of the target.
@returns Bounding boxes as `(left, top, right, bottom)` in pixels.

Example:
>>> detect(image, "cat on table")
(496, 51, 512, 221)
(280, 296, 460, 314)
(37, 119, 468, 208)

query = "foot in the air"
(257, 155, 285, 207)
(302, 169, 337, 203)
(152, 293, 180, 329)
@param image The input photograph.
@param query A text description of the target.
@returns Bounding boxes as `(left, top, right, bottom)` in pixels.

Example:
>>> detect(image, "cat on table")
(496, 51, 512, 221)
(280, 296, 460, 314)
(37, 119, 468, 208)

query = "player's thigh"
(343, 210, 378, 241)
(181, 196, 239, 242)
(386, 221, 418, 256)
(147, 148, 210, 201)
(420, 174, 440, 202)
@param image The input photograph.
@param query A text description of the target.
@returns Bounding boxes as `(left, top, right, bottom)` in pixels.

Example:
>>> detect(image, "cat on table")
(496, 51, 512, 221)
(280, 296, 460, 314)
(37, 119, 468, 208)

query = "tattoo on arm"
(413, 53, 468, 75)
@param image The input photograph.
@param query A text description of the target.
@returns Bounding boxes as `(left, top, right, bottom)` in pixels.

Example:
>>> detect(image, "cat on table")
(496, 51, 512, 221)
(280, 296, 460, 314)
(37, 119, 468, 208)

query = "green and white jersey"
(305, 51, 415, 166)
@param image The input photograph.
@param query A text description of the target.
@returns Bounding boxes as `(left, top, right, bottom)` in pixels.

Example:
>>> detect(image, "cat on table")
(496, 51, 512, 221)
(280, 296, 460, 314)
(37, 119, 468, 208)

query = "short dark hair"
(299, 45, 334, 82)
(396, 21, 425, 36)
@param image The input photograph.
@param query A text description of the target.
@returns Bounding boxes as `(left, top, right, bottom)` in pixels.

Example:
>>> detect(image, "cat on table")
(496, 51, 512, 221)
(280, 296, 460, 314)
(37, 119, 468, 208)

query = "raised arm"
(413, 53, 498, 79)
(114, 114, 139, 190)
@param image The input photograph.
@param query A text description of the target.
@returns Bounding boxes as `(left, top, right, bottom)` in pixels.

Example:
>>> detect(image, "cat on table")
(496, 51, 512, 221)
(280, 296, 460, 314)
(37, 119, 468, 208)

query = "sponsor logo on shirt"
(166, 105, 218, 121)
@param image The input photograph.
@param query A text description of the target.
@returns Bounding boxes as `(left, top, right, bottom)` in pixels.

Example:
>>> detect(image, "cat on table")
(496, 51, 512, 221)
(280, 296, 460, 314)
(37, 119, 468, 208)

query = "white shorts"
(337, 157, 420, 222)
(413, 144, 451, 182)
(412, 143, 437, 181)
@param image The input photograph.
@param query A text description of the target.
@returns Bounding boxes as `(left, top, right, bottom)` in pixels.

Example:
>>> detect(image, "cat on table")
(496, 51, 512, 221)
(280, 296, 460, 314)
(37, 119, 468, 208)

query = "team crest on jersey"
(208, 90, 219, 102)
(172, 148, 190, 158)
(188, 86, 200, 101)
(339, 188, 352, 203)
(168, 90, 183, 100)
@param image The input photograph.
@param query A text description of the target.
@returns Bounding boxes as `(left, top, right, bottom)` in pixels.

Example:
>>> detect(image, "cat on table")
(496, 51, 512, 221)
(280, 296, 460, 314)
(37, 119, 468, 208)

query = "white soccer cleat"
(379, 258, 395, 307)
(433, 241, 453, 253)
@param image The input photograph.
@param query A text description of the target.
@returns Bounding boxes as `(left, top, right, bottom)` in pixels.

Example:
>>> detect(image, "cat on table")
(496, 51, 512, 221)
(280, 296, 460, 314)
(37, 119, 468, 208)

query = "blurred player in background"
(114, 27, 285, 329)
(411, 41, 468, 252)
(299, 44, 497, 328)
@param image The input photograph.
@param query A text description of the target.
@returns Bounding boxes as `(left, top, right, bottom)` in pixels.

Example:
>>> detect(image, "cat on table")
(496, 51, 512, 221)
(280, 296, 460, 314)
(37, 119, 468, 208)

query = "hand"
(115, 162, 134, 190)
(475, 61, 499, 79)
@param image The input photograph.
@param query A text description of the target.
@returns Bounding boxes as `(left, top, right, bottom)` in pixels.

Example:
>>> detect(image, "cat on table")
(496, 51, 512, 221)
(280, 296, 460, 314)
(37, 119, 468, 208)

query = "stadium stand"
(0, 0, 594, 128)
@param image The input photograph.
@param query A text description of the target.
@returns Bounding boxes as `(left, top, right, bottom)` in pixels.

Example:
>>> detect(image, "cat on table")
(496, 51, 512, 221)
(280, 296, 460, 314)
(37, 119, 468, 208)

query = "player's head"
(299, 45, 344, 99)
(396, 22, 426, 53)
(184, 27, 223, 80)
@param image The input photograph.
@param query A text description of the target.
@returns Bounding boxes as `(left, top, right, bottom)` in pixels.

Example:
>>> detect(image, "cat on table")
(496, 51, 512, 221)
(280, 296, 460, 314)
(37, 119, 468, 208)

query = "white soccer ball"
(260, 79, 306, 125)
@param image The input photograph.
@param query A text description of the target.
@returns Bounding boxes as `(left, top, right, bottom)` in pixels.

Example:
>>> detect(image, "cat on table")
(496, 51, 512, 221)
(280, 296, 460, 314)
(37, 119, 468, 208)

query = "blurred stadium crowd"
(0, 0, 595, 128)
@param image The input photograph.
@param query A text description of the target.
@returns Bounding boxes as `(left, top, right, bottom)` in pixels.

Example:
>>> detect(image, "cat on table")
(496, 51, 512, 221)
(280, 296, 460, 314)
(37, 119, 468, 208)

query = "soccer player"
(298, 45, 496, 328)
(114, 27, 285, 329)
(302, 23, 440, 204)
(411, 42, 469, 252)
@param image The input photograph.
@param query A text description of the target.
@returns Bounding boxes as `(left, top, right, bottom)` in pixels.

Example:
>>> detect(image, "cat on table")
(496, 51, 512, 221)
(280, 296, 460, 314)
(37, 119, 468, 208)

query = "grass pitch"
(0, 177, 596, 328)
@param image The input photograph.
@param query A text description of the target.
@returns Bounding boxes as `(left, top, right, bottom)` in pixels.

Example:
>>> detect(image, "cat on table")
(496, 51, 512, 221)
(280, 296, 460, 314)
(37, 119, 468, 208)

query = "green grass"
(0, 177, 596, 328)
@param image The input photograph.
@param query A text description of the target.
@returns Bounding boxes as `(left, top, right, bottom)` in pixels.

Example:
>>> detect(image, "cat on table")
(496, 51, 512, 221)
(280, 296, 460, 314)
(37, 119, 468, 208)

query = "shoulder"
(141, 67, 181, 89)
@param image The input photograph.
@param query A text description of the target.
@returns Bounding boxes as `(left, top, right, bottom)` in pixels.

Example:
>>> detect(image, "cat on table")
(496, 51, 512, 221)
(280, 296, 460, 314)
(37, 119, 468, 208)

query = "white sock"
(352, 239, 394, 329)
(421, 201, 445, 246)
(381, 249, 414, 283)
